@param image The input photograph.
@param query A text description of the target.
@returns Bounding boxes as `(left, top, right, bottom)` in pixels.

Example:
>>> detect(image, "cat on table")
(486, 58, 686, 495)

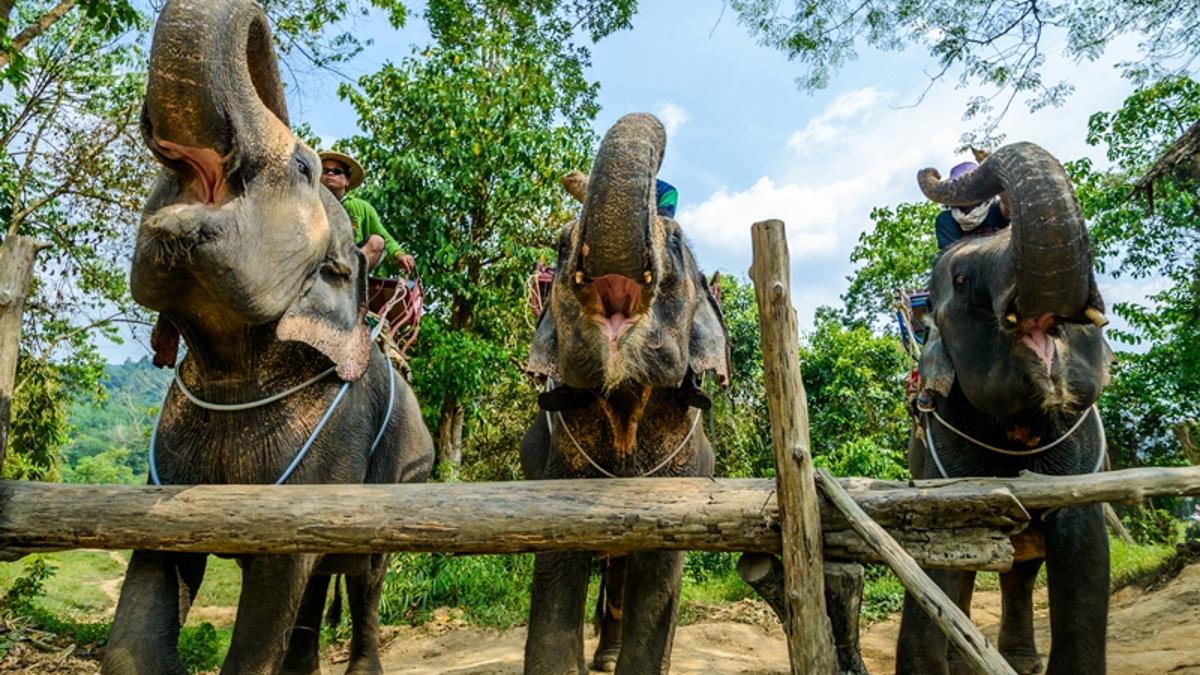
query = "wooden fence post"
(0, 235, 50, 471)
(749, 219, 837, 673)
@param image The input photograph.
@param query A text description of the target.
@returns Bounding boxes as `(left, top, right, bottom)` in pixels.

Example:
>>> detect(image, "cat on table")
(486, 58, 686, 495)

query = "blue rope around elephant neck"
(148, 327, 396, 486)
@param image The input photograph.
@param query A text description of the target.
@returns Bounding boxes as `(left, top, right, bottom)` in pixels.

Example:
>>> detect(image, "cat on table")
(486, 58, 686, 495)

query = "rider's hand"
(395, 252, 416, 276)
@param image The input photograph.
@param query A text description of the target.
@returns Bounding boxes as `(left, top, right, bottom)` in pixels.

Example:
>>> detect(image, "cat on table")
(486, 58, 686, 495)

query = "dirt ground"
(4, 560, 1199, 673)
(325, 560, 1200, 675)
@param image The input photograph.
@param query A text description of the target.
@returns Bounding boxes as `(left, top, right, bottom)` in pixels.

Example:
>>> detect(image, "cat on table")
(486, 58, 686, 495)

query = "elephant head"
(527, 113, 729, 393)
(917, 142, 1112, 419)
(132, 0, 369, 380)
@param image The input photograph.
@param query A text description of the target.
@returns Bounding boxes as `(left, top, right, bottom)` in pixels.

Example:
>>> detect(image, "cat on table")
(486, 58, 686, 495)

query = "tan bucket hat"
(319, 150, 365, 190)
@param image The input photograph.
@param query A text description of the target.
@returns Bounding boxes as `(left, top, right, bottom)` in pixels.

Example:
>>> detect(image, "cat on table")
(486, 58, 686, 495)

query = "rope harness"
(148, 319, 395, 486)
(922, 404, 1106, 479)
(548, 407, 701, 479)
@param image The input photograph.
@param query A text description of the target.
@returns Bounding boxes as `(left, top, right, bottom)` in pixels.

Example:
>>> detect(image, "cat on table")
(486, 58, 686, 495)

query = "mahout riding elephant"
(102, 1, 433, 673)
(898, 142, 1114, 675)
(520, 112, 729, 674)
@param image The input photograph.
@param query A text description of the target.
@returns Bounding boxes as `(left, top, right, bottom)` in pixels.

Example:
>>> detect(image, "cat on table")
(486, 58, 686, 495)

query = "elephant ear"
(527, 301, 561, 381)
(277, 231, 371, 382)
(918, 327, 956, 397)
(689, 272, 730, 387)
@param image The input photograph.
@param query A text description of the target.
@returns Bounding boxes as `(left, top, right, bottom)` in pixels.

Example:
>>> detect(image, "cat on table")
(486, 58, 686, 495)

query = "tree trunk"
(0, 235, 50, 472)
(436, 394, 464, 480)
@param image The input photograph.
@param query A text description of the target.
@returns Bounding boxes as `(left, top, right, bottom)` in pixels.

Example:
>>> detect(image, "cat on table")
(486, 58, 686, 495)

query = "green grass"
(0, 550, 126, 618)
(1109, 537, 1177, 589)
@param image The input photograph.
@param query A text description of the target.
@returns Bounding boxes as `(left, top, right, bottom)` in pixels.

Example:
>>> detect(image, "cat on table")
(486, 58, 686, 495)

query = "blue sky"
(103, 2, 1156, 361)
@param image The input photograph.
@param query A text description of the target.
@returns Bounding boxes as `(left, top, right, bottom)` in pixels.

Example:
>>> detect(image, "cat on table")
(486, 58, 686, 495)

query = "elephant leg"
(344, 554, 388, 675)
(103, 551, 203, 675)
(896, 569, 972, 675)
(221, 553, 317, 675)
(280, 573, 331, 675)
(614, 550, 684, 675)
(945, 571, 977, 675)
(524, 551, 591, 675)
(999, 559, 1044, 674)
(1043, 505, 1108, 675)
(591, 556, 626, 673)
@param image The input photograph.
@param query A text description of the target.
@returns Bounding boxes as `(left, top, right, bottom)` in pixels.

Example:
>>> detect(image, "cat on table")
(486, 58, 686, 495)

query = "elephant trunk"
(918, 142, 1094, 321)
(577, 113, 665, 282)
(142, 0, 289, 204)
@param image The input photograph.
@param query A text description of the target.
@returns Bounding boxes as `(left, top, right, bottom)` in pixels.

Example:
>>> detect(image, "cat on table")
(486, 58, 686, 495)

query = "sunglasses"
(322, 167, 349, 177)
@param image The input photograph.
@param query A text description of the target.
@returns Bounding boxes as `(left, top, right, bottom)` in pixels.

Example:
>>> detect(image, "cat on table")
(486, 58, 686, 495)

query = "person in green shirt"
(319, 150, 415, 277)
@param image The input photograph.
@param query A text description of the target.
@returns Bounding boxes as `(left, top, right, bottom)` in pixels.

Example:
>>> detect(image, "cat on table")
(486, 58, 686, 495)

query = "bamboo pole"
(0, 235, 50, 469)
(749, 219, 837, 673)
(0, 478, 1021, 568)
(816, 469, 1017, 675)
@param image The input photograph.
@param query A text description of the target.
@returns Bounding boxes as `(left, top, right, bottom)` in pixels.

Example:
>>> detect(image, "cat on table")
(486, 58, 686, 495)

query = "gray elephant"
(102, 1, 433, 673)
(520, 113, 729, 674)
(897, 142, 1113, 675)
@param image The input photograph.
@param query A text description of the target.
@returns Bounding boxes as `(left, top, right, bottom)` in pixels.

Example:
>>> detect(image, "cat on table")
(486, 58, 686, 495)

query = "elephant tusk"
(1005, 313, 1018, 325)
(574, 271, 584, 285)
(1085, 307, 1109, 328)
(643, 270, 652, 284)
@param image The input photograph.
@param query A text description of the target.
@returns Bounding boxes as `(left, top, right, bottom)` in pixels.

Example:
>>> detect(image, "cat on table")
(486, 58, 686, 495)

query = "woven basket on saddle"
(367, 275, 423, 377)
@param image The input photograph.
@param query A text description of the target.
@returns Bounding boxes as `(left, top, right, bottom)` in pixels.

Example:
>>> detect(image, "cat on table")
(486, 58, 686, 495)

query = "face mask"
(951, 198, 994, 231)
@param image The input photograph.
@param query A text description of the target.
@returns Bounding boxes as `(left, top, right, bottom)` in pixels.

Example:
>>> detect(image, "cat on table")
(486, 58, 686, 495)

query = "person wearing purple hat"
(933, 160, 1011, 249)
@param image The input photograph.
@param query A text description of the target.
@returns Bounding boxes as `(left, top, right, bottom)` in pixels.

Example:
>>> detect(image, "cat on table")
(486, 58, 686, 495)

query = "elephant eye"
(954, 274, 966, 286)
(295, 156, 312, 179)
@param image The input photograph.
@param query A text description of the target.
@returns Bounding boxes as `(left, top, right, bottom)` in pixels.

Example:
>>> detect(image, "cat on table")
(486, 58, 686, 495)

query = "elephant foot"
(590, 613, 620, 672)
(343, 656, 384, 675)
(1001, 648, 1044, 674)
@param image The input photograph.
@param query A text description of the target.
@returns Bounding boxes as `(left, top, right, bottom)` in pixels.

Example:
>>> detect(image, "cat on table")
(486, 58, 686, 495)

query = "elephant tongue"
(1020, 314, 1056, 376)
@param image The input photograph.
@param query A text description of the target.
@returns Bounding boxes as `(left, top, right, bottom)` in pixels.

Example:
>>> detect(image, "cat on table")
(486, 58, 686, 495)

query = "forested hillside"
(61, 358, 168, 485)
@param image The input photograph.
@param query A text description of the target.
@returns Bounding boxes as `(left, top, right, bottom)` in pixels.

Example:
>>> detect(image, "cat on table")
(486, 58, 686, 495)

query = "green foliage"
(730, 0, 1200, 139)
(860, 564, 904, 625)
(177, 622, 223, 672)
(380, 553, 534, 627)
(1, 1, 140, 88)
(0, 557, 54, 617)
(260, 0, 409, 69)
(1121, 504, 1184, 546)
(801, 308, 910, 480)
(340, 3, 601, 470)
(1068, 75, 1200, 470)
(842, 201, 941, 330)
(708, 274, 773, 478)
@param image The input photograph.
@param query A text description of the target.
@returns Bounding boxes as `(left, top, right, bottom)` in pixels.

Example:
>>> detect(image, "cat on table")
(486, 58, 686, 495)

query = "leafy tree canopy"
(841, 200, 940, 330)
(1068, 74, 1200, 468)
(730, 0, 1200, 140)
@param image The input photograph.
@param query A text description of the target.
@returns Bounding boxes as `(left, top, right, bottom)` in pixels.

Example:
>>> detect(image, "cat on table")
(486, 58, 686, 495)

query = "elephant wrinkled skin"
(102, 2, 433, 674)
(520, 113, 729, 674)
(898, 142, 1114, 675)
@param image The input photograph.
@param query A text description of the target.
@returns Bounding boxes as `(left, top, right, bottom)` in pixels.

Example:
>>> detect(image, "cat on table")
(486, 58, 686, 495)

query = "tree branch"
(0, 0, 78, 71)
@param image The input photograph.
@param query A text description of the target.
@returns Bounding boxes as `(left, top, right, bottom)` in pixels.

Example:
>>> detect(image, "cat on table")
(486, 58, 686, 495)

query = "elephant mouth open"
(1019, 314, 1058, 376)
(580, 274, 645, 345)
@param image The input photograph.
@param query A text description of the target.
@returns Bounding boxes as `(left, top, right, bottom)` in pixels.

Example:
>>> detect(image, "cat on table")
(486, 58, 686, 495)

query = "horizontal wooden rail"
(0, 466, 1194, 566)
(0, 478, 1024, 568)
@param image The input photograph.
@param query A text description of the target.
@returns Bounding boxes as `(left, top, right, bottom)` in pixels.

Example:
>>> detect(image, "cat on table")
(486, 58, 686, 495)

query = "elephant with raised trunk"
(898, 142, 1114, 675)
(520, 113, 729, 674)
(103, 2, 433, 673)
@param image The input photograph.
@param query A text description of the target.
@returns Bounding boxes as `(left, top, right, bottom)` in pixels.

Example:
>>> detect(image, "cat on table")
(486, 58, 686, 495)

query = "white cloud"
(655, 102, 690, 137)
(786, 87, 889, 149)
